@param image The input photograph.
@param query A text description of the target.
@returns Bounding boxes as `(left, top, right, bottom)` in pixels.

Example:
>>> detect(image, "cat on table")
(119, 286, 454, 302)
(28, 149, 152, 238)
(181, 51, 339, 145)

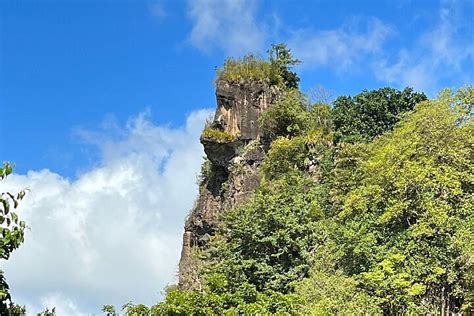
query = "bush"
(295, 269, 381, 315)
(201, 127, 236, 143)
(216, 43, 300, 89)
(259, 90, 313, 141)
(148, 276, 298, 315)
(332, 88, 473, 313)
(262, 130, 333, 181)
(216, 54, 274, 84)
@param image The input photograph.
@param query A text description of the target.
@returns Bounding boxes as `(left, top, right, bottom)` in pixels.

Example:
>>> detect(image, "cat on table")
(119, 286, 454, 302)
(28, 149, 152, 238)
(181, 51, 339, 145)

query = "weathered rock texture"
(213, 79, 280, 140)
(177, 80, 280, 290)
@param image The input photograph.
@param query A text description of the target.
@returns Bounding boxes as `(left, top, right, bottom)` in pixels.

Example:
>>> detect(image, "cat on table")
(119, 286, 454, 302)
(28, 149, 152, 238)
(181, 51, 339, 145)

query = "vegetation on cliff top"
(216, 43, 300, 89)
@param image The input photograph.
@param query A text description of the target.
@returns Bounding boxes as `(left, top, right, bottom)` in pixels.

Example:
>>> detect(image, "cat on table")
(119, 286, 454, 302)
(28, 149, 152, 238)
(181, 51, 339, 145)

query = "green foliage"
(118, 280, 298, 315)
(196, 158, 212, 186)
(333, 87, 473, 313)
(332, 87, 427, 143)
(267, 43, 301, 89)
(216, 43, 300, 89)
(259, 90, 314, 141)
(37, 308, 56, 316)
(295, 269, 381, 315)
(216, 54, 273, 84)
(259, 90, 334, 143)
(122, 302, 151, 315)
(113, 86, 473, 315)
(453, 85, 474, 125)
(201, 127, 236, 143)
(0, 162, 27, 315)
(104, 276, 285, 314)
(206, 174, 325, 294)
(102, 304, 118, 316)
(262, 130, 332, 181)
(262, 136, 307, 180)
(310, 102, 332, 135)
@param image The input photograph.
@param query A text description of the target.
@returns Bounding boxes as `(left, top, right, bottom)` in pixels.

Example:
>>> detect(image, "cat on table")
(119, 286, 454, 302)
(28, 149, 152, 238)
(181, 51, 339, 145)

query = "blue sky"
(2, 0, 473, 177)
(0, 0, 473, 314)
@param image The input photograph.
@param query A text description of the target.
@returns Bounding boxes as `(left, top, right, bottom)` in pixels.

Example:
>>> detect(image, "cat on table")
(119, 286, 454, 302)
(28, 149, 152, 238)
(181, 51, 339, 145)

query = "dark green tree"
(332, 87, 427, 143)
(267, 43, 301, 89)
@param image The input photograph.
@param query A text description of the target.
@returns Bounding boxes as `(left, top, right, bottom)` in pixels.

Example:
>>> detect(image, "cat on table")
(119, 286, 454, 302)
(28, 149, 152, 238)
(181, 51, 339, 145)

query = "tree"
(206, 173, 326, 294)
(267, 43, 301, 89)
(0, 162, 27, 315)
(333, 87, 473, 313)
(332, 87, 427, 143)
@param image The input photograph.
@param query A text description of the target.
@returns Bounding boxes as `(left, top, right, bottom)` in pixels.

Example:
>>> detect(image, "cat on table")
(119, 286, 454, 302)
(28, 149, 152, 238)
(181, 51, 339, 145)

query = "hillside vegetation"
(1, 44, 472, 315)
(106, 46, 473, 315)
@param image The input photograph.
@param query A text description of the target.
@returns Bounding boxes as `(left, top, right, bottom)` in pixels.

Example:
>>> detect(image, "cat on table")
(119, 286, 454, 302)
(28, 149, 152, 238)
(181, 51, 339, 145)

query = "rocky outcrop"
(177, 80, 280, 290)
(213, 79, 280, 140)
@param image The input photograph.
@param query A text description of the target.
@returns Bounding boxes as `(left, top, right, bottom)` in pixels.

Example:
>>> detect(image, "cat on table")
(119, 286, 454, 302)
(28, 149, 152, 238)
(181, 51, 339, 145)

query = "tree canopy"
(114, 85, 473, 314)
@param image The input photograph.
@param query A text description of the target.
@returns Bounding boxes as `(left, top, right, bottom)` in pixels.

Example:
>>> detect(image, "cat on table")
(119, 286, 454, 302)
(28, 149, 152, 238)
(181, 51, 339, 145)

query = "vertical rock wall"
(177, 79, 280, 289)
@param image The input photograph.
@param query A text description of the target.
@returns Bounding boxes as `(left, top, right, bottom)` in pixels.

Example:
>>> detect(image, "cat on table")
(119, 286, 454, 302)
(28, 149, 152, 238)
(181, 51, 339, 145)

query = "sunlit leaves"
(0, 162, 28, 315)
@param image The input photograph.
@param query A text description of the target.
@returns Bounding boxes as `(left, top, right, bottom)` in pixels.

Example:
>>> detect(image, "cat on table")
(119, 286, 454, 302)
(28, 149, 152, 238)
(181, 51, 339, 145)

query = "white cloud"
(187, 0, 266, 56)
(373, 0, 474, 94)
(0, 109, 212, 314)
(289, 18, 392, 71)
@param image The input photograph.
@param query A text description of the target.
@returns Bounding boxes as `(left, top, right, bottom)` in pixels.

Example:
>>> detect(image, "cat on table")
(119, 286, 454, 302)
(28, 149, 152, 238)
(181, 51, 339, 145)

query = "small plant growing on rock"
(201, 127, 237, 143)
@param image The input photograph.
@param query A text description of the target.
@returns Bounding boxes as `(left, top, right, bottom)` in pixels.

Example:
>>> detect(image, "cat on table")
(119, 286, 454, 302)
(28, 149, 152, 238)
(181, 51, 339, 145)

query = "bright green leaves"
(0, 163, 13, 180)
(262, 129, 333, 182)
(0, 165, 27, 261)
(201, 127, 237, 143)
(216, 54, 274, 84)
(216, 43, 300, 90)
(259, 90, 313, 142)
(150, 279, 298, 315)
(334, 87, 474, 313)
(295, 269, 381, 315)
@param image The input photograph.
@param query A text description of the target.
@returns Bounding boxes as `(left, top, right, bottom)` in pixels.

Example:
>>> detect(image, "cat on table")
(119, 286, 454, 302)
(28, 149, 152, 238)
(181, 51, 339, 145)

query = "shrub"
(216, 43, 301, 89)
(148, 276, 298, 315)
(262, 130, 333, 182)
(201, 127, 236, 143)
(216, 54, 274, 84)
(262, 136, 307, 180)
(259, 90, 313, 141)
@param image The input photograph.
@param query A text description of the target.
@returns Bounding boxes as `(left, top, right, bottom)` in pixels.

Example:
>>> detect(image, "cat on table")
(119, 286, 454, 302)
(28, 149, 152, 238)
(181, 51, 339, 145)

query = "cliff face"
(178, 79, 280, 289)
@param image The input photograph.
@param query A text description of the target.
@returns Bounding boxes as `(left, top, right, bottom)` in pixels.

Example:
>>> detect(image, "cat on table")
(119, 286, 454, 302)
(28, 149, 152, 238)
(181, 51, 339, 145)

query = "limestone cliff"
(177, 79, 280, 289)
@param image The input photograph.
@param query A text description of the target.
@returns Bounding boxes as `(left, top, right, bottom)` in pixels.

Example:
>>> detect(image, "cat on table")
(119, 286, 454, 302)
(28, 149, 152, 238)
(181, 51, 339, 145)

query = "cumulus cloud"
(288, 18, 392, 71)
(373, 0, 474, 93)
(0, 109, 212, 314)
(185, 0, 393, 70)
(187, 0, 266, 56)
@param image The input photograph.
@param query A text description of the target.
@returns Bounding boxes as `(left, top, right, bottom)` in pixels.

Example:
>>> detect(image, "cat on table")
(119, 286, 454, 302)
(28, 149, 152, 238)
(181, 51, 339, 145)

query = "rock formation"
(177, 79, 280, 289)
